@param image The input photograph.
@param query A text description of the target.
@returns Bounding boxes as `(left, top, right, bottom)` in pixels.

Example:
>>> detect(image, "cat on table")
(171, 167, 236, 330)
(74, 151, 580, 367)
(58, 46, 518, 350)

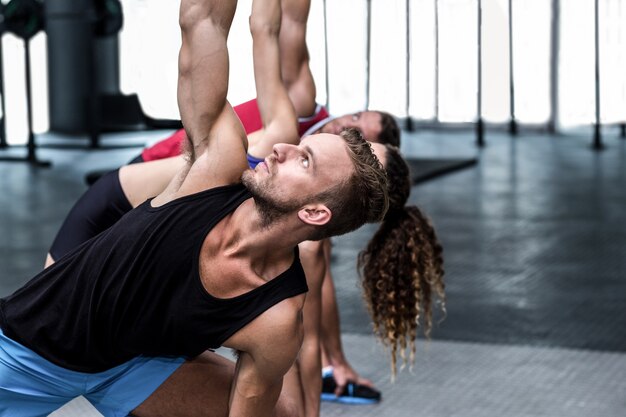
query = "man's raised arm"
(177, 0, 248, 185)
(279, 0, 316, 118)
(247, 0, 299, 158)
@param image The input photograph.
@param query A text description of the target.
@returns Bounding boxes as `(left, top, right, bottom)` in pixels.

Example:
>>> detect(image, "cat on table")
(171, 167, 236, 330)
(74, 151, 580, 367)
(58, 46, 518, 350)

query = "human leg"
(279, 0, 316, 118)
(0, 326, 188, 417)
(79, 355, 183, 417)
(0, 329, 89, 416)
(45, 169, 131, 267)
(0, 335, 297, 417)
(130, 351, 297, 417)
(46, 155, 186, 269)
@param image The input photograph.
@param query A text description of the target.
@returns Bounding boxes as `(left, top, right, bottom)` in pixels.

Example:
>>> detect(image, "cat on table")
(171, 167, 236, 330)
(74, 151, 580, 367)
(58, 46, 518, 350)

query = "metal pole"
(434, 0, 440, 121)
(621, 0, 626, 139)
(405, 0, 413, 131)
(476, 0, 485, 147)
(548, 0, 560, 134)
(0, 39, 51, 167)
(365, 0, 372, 110)
(322, 0, 330, 111)
(0, 36, 6, 148)
(24, 40, 49, 166)
(0, 20, 49, 165)
(25, 40, 36, 160)
(593, 0, 603, 150)
(508, 0, 517, 135)
(89, 30, 100, 148)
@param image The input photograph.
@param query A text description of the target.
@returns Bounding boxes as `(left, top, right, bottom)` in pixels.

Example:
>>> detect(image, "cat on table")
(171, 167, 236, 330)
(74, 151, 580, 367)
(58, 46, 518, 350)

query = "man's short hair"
(376, 111, 400, 147)
(310, 128, 389, 240)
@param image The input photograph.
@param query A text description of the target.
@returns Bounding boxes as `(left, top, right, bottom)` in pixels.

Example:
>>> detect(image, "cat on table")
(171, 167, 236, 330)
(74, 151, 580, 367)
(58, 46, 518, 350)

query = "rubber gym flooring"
(1, 128, 624, 416)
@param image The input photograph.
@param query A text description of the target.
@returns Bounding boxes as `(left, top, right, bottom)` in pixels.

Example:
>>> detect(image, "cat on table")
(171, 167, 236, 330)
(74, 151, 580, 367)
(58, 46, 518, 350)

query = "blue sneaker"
(320, 368, 381, 404)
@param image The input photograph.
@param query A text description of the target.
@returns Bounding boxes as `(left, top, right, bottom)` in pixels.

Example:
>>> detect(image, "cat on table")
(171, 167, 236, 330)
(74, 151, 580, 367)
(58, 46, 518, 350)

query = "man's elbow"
(264, 121, 299, 148)
(249, 16, 282, 39)
(179, 1, 236, 34)
(179, 2, 207, 32)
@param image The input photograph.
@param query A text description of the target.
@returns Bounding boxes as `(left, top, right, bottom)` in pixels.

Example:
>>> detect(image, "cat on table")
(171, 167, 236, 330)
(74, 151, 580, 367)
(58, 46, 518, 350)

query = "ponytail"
(358, 145, 446, 377)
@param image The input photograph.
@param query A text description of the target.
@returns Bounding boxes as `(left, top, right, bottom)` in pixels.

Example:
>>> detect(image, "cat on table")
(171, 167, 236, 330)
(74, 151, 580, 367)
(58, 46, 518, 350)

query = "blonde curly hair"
(358, 145, 446, 377)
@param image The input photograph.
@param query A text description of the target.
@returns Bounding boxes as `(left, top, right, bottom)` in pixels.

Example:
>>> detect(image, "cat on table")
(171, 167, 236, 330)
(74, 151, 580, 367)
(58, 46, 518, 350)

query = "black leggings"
(49, 170, 133, 261)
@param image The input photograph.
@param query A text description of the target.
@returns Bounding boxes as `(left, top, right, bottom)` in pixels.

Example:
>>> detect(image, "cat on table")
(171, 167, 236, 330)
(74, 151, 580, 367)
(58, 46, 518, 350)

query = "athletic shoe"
(320, 367, 381, 405)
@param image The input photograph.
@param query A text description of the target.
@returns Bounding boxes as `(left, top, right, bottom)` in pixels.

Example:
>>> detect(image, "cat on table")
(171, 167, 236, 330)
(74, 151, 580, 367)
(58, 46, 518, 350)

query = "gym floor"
(1, 128, 624, 416)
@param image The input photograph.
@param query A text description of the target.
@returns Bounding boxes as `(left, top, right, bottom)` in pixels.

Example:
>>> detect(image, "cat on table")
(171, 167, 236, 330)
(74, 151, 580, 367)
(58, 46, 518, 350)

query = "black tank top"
(0, 183, 308, 373)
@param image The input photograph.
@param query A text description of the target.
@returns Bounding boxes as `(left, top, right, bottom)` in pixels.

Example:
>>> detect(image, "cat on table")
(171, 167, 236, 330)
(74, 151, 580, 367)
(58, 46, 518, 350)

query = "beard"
(241, 170, 304, 228)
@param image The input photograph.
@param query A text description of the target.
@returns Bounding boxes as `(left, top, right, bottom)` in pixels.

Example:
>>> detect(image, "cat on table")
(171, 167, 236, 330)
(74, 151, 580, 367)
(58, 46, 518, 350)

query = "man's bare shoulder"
(223, 294, 306, 354)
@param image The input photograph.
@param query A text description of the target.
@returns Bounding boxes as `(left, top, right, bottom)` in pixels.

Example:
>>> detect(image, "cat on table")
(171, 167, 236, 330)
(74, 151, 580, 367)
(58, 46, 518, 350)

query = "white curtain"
(2, 0, 625, 145)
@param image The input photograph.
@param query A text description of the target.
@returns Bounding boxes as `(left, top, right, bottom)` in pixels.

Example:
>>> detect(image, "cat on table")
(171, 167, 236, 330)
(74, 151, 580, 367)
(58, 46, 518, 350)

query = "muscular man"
(46, 0, 392, 410)
(0, 0, 389, 415)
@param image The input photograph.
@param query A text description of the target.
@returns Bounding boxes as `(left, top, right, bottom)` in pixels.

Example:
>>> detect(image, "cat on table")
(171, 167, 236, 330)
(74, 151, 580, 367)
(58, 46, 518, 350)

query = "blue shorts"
(0, 328, 185, 417)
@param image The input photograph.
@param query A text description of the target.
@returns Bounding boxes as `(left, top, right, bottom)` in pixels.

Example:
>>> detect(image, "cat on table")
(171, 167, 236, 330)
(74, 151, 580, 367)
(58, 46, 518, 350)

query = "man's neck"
(219, 198, 308, 270)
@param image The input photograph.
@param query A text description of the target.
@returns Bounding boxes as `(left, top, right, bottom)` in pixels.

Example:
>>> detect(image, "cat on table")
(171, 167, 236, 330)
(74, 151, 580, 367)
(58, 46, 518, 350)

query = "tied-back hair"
(358, 144, 446, 378)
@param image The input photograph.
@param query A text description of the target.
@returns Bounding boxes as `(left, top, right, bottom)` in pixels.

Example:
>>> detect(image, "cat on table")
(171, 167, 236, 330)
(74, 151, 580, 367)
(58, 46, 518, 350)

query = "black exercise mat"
(406, 157, 478, 184)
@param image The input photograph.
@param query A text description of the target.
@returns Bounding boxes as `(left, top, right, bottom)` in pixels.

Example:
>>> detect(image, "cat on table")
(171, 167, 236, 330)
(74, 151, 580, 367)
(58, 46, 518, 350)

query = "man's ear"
(297, 204, 332, 226)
